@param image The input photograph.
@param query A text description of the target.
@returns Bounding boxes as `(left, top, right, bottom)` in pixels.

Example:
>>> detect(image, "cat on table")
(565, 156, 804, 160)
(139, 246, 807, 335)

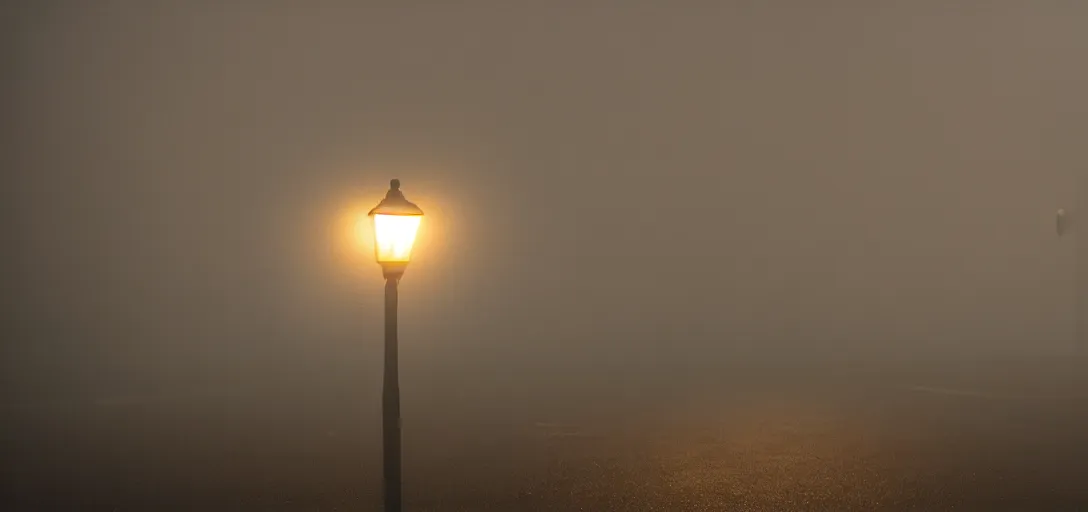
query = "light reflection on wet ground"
(4, 360, 1087, 510)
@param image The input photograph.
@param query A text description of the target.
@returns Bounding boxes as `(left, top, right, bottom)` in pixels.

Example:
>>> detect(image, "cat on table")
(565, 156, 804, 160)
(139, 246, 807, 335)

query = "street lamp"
(368, 178, 423, 512)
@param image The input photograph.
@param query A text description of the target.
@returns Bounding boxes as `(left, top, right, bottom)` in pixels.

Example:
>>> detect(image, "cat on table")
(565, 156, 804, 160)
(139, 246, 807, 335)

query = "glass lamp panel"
(373, 214, 422, 263)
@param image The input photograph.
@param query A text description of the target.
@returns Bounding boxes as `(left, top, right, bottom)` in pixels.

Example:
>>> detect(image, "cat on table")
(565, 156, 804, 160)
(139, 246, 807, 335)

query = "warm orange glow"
(372, 214, 422, 263)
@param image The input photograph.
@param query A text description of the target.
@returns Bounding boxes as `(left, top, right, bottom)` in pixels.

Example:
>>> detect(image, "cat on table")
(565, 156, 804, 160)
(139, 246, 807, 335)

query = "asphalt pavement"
(4, 357, 1087, 511)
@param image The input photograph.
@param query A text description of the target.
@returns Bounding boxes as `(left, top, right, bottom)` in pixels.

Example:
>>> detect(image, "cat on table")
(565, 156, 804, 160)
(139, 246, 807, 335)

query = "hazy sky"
(3, 1, 1087, 404)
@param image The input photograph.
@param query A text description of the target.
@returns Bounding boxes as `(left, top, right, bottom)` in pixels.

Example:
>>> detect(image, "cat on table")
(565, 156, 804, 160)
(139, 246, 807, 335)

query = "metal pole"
(383, 275, 402, 512)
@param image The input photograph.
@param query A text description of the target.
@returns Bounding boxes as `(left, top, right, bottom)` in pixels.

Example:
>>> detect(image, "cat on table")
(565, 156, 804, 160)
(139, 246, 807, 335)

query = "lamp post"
(368, 179, 423, 512)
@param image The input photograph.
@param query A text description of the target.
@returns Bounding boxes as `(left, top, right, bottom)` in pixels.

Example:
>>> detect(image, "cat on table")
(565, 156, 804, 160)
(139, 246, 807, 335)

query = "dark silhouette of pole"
(383, 273, 402, 512)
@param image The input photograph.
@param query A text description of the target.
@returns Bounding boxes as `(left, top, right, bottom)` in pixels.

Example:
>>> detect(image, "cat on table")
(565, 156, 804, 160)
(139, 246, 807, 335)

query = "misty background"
(2, 1, 1087, 506)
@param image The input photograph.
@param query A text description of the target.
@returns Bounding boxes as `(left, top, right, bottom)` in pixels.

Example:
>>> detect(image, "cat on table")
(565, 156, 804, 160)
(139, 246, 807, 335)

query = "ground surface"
(4, 357, 1087, 511)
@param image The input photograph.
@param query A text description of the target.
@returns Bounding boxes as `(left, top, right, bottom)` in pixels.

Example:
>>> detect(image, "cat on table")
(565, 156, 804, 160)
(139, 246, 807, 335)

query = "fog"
(3, 1, 1087, 509)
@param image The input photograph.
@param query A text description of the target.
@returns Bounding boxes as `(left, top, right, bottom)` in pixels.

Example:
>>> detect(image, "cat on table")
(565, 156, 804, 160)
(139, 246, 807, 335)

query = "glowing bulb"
(372, 214, 422, 263)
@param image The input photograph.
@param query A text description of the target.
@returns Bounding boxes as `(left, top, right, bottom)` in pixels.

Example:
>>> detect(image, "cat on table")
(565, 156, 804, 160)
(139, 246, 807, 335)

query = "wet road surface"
(4, 359, 1087, 511)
